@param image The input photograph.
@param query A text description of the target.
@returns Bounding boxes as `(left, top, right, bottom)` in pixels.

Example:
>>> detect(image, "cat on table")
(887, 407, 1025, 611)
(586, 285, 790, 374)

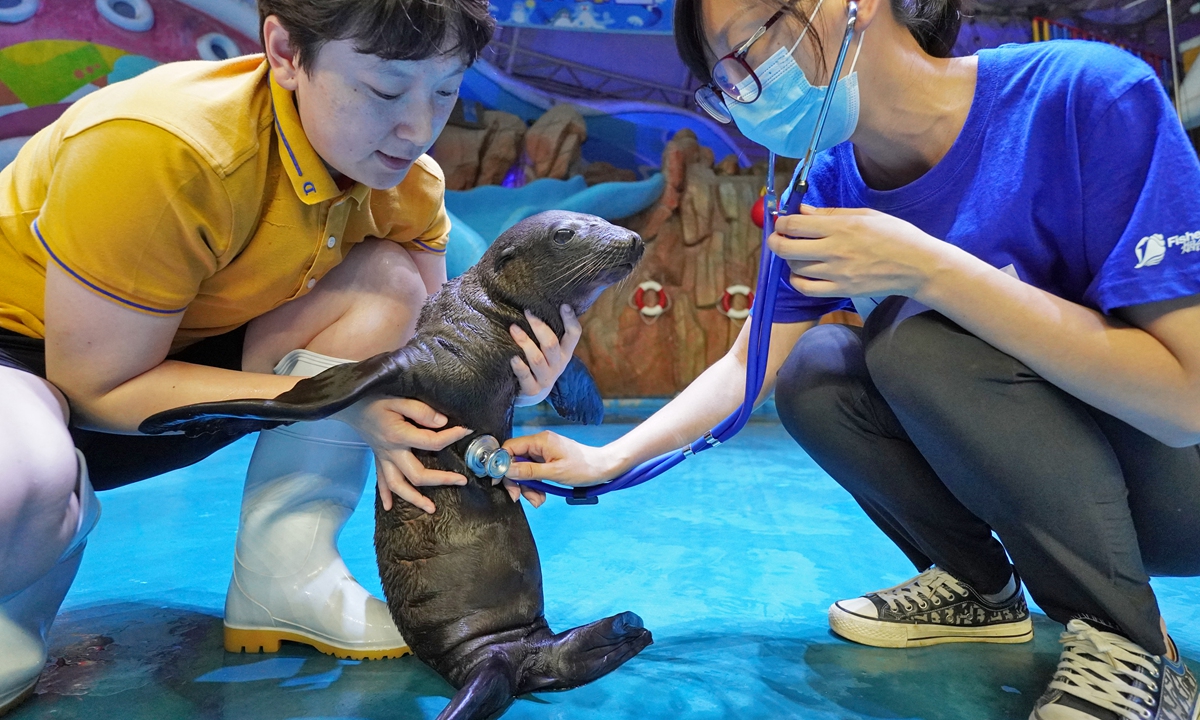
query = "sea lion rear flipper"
(547, 356, 604, 425)
(139, 351, 410, 437)
(436, 656, 515, 720)
(521, 611, 653, 693)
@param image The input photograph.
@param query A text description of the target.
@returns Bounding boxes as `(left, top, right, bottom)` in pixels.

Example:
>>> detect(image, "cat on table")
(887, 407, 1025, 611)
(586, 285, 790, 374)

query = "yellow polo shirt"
(0, 56, 450, 352)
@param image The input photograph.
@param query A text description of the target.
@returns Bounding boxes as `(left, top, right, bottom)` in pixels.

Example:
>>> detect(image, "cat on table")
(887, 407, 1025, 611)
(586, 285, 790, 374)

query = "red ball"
(750, 194, 766, 228)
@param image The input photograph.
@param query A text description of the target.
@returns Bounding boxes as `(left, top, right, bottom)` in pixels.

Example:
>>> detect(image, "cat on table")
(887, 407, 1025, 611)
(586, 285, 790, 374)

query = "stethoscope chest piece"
(465, 435, 512, 480)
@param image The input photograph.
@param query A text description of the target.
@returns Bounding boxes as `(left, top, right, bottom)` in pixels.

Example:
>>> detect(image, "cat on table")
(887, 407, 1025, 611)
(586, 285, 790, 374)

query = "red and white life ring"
(720, 284, 754, 320)
(631, 280, 669, 319)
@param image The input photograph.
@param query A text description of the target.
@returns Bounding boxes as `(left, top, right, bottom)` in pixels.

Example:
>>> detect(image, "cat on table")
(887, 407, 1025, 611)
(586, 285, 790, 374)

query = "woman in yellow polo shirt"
(0, 0, 573, 712)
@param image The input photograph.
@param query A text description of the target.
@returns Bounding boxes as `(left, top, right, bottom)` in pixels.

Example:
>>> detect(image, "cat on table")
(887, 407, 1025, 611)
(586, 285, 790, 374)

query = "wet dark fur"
(140, 211, 651, 720)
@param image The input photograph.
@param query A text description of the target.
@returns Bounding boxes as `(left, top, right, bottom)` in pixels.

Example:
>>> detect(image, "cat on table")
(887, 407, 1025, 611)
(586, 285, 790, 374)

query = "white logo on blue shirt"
(1167, 230, 1200, 256)
(1134, 234, 1166, 269)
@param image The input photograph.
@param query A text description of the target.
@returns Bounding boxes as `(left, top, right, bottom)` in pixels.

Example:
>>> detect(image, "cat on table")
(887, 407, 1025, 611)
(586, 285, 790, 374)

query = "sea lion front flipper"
(436, 656, 515, 720)
(547, 356, 604, 425)
(139, 351, 410, 437)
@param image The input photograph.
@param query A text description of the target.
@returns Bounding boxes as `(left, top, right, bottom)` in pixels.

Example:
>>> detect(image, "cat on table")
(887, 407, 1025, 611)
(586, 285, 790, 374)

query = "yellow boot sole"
(224, 625, 412, 661)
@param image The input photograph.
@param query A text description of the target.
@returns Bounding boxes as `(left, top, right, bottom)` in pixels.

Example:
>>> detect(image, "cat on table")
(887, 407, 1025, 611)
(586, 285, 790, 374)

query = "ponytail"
(891, 0, 964, 57)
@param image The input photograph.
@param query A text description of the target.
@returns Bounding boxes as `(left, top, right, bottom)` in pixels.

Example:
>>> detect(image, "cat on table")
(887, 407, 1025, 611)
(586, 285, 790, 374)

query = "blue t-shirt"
(772, 39, 1200, 323)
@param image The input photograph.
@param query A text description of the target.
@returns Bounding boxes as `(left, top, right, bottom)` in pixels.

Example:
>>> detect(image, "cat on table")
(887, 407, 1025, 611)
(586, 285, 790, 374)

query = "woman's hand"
(500, 430, 624, 507)
(510, 305, 581, 407)
(334, 397, 473, 514)
(769, 205, 961, 299)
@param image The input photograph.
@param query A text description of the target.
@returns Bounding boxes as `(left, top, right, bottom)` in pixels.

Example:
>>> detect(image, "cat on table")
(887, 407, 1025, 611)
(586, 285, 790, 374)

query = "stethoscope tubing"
(514, 181, 794, 501)
(517, 3, 860, 502)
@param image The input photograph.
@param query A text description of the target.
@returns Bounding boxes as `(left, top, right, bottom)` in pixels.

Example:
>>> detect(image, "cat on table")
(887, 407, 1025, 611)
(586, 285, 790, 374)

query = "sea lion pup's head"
(478, 210, 644, 316)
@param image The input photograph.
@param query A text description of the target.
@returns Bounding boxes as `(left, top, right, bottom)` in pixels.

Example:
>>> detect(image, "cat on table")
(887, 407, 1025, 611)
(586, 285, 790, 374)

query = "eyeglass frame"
(694, 2, 800, 123)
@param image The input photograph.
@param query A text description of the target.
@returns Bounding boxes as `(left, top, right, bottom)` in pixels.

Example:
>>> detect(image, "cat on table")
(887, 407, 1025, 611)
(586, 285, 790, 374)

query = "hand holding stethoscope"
(504, 0, 907, 503)
(699, 0, 959, 310)
(771, 205, 960, 301)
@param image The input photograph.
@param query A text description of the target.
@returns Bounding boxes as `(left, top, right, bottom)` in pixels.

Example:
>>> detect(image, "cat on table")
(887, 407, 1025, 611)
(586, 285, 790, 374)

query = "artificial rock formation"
(432, 123, 489, 191)
(582, 160, 638, 186)
(523, 103, 587, 181)
(431, 102, 589, 189)
(477, 110, 527, 187)
(576, 129, 859, 398)
(431, 105, 528, 190)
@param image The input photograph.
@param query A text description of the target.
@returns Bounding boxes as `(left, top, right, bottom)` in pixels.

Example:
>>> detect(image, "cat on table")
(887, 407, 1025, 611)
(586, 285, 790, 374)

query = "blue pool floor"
(12, 418, 1200, 720)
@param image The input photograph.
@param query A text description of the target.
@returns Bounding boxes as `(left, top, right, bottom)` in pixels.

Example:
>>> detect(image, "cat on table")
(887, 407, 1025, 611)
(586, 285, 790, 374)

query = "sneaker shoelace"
(1047, 620, 1162, 720)
(877, 568, 969, 614)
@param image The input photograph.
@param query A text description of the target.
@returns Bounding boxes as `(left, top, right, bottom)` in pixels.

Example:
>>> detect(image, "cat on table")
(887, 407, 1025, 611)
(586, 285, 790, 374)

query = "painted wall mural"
(491, 0, 673, 34)
(0, 0, 259, 166)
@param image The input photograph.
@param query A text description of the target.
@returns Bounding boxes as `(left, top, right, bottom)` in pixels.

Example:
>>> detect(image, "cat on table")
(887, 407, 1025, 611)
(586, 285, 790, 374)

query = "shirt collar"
(269, 73, 342, 205)
(346, 182, 371, 208)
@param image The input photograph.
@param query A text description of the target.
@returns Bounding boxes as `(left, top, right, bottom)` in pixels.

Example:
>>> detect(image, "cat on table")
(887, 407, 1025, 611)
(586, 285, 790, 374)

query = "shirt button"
(307, 278, 316, 289)
(326, 236, 336, 248)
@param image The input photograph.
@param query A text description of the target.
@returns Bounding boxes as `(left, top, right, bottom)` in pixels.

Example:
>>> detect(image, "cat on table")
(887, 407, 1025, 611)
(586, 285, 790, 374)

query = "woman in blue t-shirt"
(502, 0, 1200, 716)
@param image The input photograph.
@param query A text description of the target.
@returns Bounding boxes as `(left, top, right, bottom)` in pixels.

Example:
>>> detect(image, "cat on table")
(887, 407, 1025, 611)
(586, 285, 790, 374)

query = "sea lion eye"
(553, 229, 575, 245)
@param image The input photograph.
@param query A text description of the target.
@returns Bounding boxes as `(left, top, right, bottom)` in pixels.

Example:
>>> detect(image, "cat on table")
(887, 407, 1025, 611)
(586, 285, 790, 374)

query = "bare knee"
(346, 239, 428, 309)
(311, 240, 428, 355)
(0, 372, 80, 595)
(245, 241, 431, 366)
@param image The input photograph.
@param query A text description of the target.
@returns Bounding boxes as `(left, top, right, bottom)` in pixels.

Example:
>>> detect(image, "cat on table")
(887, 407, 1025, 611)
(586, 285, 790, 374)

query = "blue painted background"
(490, 0, 674, 34)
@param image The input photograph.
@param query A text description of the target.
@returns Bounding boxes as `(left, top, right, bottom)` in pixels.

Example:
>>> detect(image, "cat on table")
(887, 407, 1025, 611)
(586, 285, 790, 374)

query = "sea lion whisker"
(547, 244, 620, 287)
(614, 269, 637, 297)
(546, 252, 606, 287)
(552, 249, 618, 289)
(556, 259, 605, 290)
(547, 262, 598, 293)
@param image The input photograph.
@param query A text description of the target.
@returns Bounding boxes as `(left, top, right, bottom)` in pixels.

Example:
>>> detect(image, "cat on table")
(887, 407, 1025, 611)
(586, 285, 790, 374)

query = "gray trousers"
(774, 297, 1200, 655)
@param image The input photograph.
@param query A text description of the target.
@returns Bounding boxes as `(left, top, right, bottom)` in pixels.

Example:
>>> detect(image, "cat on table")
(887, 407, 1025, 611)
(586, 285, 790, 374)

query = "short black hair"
(259, 0, 496, 72)
(674, 0, 962, 85)
(675, 0, 824, 85)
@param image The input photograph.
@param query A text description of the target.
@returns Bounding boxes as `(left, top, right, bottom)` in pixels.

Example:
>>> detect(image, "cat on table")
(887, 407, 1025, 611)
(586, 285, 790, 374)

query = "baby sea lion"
(140, 211, 651, 720)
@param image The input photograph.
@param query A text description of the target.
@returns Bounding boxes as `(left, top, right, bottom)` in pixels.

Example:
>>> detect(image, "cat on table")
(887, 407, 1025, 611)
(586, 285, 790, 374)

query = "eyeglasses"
(695, 3, 800, 124)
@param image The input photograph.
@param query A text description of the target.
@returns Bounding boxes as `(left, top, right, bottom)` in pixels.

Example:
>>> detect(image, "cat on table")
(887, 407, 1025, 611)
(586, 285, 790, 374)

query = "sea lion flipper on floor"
(547, 356, 604, 425)
(435, 657, 515, 720)
(138, 351, 414, 437)
(521, 611, 653, 692)
(437, 612, 653, 720)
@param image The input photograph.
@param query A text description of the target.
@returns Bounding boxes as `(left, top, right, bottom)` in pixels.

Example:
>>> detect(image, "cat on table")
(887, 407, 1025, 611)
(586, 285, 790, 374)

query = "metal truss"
(483, 28, 701, 109)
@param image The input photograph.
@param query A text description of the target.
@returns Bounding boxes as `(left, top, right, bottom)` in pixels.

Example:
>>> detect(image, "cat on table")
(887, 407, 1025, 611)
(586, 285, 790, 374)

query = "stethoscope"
(467, 2, 861, 503)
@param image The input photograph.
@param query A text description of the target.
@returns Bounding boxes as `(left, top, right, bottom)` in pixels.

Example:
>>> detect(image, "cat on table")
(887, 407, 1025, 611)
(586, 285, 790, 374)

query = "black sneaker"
(828, 567, 1034, 648)
(1030, 620, 1199, 720)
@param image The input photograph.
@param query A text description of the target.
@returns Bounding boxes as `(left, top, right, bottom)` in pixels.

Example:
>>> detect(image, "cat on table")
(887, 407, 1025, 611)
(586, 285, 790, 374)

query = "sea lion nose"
(628, 233, 644, 260)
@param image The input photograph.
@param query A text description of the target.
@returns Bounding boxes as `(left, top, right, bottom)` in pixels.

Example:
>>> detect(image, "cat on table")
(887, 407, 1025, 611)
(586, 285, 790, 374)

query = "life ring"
(0, 0, 38, 24)
(96, 0, 154, 32)
(197, 33, 241, 61)
(720, 284, 754, 320)
(631, 280, 669, 319)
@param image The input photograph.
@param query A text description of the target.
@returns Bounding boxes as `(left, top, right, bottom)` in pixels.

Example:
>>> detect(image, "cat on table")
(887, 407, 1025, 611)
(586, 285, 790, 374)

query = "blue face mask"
(728, 0, 863, 158)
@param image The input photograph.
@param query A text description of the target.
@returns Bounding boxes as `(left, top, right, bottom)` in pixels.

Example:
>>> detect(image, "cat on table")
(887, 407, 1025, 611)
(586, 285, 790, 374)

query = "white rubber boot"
(0, 450, 100, 716)
(223, 349, 410, 661)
